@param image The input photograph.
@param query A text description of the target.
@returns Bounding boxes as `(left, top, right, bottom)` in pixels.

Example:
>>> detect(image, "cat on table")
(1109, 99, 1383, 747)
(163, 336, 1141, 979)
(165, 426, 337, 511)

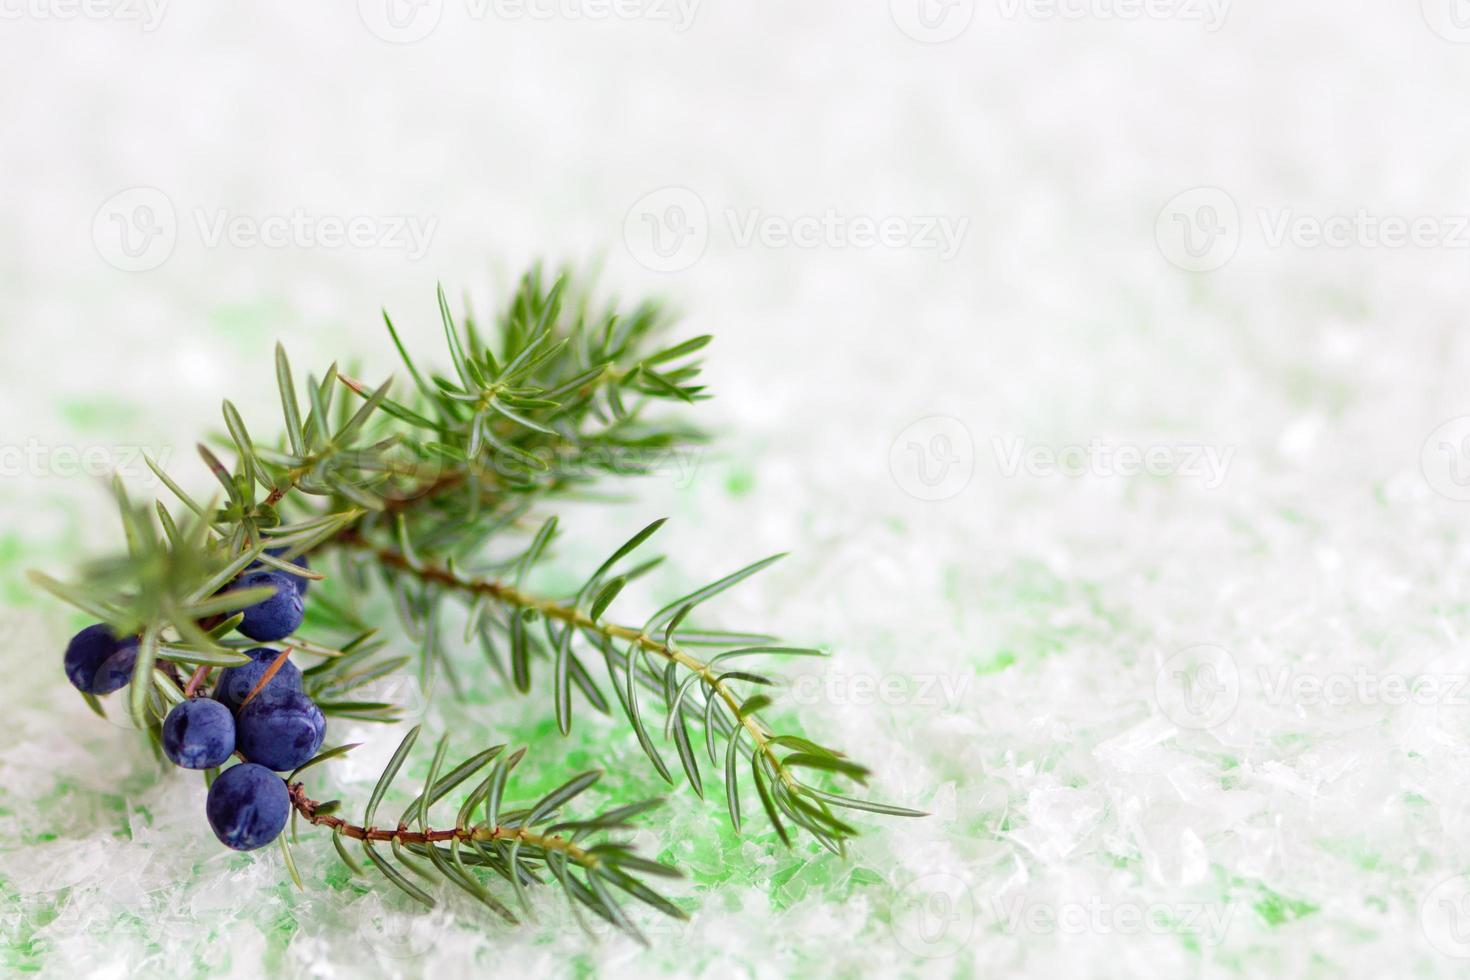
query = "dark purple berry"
(249, 547, 311, 597)
(234, 569, 304, 642)
(89, 637, 141, 694)
(162, 698, 236, 769)
(205, 763, 290, 851)
(64, 623, 124, 693)
(213, 647, 303, 715)
(236, 689, 325, 772)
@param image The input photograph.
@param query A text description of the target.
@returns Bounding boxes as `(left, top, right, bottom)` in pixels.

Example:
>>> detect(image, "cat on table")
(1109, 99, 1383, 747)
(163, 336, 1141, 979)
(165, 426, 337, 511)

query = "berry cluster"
(62, 553, 324, 851)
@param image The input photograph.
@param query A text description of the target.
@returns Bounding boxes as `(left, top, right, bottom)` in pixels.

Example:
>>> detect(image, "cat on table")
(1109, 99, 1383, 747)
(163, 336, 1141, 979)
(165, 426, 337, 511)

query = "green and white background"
(5, 2, 1470, 977)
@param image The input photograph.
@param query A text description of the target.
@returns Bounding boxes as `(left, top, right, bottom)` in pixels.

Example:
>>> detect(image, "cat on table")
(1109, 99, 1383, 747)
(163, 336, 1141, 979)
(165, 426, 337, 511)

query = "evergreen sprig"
(32, 266, 922, 941)
(287, 727, 685, 942)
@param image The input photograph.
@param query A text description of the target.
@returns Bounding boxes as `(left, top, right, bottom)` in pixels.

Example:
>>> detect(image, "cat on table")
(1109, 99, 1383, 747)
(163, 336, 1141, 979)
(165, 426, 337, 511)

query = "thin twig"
(287, 782, 598, 864)
(331, 531, 797, 794)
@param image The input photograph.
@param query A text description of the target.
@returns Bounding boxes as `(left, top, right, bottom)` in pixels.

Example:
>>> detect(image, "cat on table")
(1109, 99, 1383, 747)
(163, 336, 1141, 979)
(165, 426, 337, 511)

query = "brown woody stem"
(329, 530, 796, 793)
(287, 781, 597, 864)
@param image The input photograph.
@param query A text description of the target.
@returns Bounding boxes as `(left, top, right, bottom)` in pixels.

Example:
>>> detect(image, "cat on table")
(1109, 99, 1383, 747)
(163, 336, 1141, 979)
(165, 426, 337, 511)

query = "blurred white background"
(9, 2, 1470, 977)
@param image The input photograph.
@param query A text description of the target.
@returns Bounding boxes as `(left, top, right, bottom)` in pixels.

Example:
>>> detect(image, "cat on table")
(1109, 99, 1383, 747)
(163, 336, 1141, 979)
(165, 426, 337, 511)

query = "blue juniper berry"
(63, 623, 138, 694)
(162, 698, 237, 769)
(236, 689, 326, 772)
(234, 569, 305, 642)
(249, 547, 312, 597)
(205, 762, 290, 851)
(213, 646, 303, 715)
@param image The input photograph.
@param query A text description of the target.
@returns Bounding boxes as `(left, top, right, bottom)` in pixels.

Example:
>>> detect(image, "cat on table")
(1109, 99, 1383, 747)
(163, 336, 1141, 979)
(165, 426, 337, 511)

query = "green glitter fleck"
(725, 467, 755, 497)
(976, 650, 1016, 674)
(1253, 886, 1319, 927)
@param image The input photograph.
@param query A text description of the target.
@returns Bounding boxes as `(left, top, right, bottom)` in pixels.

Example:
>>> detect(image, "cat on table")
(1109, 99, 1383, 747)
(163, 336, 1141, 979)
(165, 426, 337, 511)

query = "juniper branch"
(327, 522, 922, 851)
(287, 729, 686, 942)
(290, 782, 596, 859)
(333, 531, 797, 786)
(33, 265, 923, 932)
